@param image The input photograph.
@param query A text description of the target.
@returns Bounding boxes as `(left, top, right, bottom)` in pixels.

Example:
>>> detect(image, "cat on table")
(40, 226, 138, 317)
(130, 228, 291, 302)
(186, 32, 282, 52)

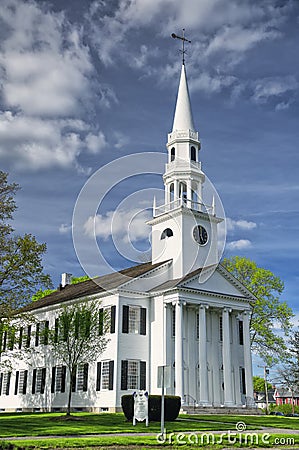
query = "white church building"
(0, 63, 256, 413)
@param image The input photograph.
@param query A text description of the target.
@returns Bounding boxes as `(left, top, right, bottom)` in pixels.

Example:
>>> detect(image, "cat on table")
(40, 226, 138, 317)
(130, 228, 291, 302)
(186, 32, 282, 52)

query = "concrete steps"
(182, 406, 263, 415)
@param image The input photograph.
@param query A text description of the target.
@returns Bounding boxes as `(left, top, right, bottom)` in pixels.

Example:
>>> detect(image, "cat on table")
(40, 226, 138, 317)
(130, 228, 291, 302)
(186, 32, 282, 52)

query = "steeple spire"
(172, 64, 195, 132)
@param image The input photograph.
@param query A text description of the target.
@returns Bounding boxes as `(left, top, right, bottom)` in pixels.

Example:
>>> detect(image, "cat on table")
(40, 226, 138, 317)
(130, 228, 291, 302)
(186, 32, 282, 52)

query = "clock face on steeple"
(193, 225, 208, 245)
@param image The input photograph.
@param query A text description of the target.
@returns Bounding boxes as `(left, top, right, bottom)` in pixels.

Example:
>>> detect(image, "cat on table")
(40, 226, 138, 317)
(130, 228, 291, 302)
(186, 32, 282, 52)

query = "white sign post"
(133, 391, 149, 426)
(157, 365, 171, 439)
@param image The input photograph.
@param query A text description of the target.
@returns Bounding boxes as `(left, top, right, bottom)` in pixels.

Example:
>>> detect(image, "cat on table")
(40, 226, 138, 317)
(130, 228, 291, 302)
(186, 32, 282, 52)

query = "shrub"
(121, 394, 181, 421)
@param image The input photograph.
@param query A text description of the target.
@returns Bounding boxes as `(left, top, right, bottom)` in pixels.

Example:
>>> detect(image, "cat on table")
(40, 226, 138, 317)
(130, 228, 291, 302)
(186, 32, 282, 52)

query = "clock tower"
(148, 64, 223, 279)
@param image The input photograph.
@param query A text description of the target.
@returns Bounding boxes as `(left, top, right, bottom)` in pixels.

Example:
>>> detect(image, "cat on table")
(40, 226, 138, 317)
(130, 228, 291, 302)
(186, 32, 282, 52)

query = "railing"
(168, 130, 199, 142)
(183, 394, 198, 411)
(165, 159, 202, 173)
(154, 198, 214, 218)
(245, 396, 257, 408)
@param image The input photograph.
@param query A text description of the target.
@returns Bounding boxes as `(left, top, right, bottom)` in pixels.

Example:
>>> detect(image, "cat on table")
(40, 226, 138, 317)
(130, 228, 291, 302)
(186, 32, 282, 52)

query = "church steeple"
(148, 61, 222, 279)
(172, 64, 195, 132)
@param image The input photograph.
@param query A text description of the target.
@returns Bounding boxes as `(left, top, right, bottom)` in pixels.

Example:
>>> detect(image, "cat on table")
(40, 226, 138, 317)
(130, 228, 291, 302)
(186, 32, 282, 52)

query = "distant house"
(274, 388, 299, 406)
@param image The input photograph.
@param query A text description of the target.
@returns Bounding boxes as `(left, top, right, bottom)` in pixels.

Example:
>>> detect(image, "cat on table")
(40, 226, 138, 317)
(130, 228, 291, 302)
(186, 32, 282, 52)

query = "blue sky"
(0, 0, 298, 371)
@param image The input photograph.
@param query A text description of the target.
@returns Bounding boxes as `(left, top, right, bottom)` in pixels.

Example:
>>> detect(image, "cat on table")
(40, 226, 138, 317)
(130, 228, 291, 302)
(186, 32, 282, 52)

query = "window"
(170, 147, 175, 162)
(7, 328, 15, 350)
(96, 361, 114, 391)
(121, 360, 146, 390)
(32, 368, 46, 394)
(238, 320, 244, 345)
(191, 146, 197, 161)
(72, 364, 88, 392)
(179, 182, 187, 202)
(219, 316, 223, 342)
(25, 325, 31, 348)
(239, 367, 246, 395)
(18, 327, 23, 349)
(51, 366, 66, 393)
(1, 330, 7, 352)
(170, 183, 174, 201)
(19, 370, 28, 394)
(0, 372, 11, 395)
(122, 305, 146, 335)
(99, 306, 116, 335)
(35, 321, 49, 346)
(14, 370, 28, 395)
(160, 228, 173, 239)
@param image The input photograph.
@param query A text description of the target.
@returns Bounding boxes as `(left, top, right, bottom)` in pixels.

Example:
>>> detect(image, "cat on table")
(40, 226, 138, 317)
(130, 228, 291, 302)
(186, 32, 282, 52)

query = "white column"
(243, 311, 254, 402)
(187, 180, 192, 208)
(165, 184, 169, 205)
(199, 305, 209, 405)
(222, 308, 234, 406)
(174, 180, 178, 202)
(175, 300, 184, 402)
(197, 184, 202, 211)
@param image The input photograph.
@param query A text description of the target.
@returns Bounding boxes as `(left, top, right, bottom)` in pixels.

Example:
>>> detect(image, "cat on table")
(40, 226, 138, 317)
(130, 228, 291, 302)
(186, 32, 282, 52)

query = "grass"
(0, 412, 298, 448)
(1, 433, 298, 449)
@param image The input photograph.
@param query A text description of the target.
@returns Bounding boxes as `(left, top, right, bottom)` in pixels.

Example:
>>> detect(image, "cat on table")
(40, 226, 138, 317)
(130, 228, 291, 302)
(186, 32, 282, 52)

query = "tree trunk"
(67, 368, 74, 416)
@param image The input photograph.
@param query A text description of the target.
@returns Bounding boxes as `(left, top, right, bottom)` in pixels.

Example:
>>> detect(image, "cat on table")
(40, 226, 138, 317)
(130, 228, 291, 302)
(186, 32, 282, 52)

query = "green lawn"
(0, 412, 298, 449)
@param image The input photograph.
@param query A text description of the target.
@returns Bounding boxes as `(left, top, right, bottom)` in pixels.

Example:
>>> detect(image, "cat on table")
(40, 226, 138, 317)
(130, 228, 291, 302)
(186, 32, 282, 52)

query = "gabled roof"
(21, 261, 166, 313)
(149, 264, 257, 302)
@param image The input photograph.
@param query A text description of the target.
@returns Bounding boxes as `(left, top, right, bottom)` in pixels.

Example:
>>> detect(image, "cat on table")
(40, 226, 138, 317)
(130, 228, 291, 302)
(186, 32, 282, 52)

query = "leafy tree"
(0, 172, 51, 361)
(222, 256, 294, 365)
(276, 365, 298, 414)
(48, 301, 108, 416)
(32, 276, 91, 301)
(288, 330, 299, 385)
(253, 376, 272, 393)
(71, 275, 90, 284)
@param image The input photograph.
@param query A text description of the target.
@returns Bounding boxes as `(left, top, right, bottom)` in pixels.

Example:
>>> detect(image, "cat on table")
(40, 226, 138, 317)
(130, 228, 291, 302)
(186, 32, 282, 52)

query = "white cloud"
(84, 208, 151, 243)
(59, 223, 72, 234)
(114, 132, 130, 149)
(85, 132, 107, 154)
(251, 76, 298, 105)
(0, 111, 107, 171)
(0, 0, 111, 171)
(0, 1, 93, 117)
(190, 72, 237, 94)
(227, 239, 252, 250)
(226, 218, 257, 232)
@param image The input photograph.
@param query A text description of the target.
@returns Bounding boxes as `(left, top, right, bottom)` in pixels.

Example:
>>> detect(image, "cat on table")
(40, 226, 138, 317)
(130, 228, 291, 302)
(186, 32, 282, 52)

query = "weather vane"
(171, 28, 191, 65)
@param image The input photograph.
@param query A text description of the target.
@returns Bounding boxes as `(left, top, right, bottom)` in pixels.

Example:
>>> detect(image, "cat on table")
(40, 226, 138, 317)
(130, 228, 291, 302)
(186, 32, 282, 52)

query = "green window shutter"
(51, 367, 56, 393)
(41, 368, 46, 394)
(18, 327, 23, 350)
(61, 367, 66, 393)
(83, 363, 89, 392)
(26, 325, 31, 348)
(96, 362, 101, 391)
(32, 369, 36, 394)
(99, 309, 104, 336)
(23, 371, 28, 394)
(122, 306, 129, 333)
(44, 321, 49, 345)
(14, 371, 19, 395)
(110, 306, 116, 333)
(35, 323, 40, 347)
(71, 366, 77, 392)
(121, 360, 128, 390)
(140, 308, 146, 335)
(140, 361, 146, 390)
(5, 373, 11, 395)
(109, 361, 114, 390)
